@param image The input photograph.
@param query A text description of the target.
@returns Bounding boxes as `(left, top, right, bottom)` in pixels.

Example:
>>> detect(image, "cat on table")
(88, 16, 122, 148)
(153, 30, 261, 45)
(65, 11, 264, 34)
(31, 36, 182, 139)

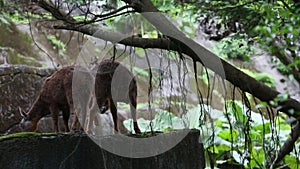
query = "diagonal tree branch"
(32, 0, 300, 117)
(31, 0, 300, 165)
(269, 122, 300, 168)
(122, 1, 300, 166)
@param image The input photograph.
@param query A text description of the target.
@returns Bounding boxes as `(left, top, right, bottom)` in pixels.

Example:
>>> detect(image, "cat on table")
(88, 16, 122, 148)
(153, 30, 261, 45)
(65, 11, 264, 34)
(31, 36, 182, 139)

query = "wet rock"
(0, 129, 205, 169)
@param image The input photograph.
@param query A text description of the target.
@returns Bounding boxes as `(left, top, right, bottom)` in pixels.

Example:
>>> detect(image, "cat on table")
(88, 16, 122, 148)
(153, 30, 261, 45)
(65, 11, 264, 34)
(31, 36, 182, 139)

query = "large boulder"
(0, 129, 205, 169)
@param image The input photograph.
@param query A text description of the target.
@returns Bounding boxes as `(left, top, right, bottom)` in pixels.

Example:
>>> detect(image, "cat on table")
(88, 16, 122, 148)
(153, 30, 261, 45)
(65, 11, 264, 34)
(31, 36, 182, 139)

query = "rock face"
(0, 130, 205, 169)
(0, 64, 54, 134)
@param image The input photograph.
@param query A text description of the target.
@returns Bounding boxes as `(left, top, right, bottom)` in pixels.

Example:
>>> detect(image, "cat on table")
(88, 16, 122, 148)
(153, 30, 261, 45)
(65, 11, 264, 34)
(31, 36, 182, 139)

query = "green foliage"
(0, 1, 31, 24)
(0, 132, 57, 140)
(124, 109, 185, 133)
(241, 69, 276, 88)
(254, 2, 300, 49)
(275, 58, 298, 75)
(65, 0, 84, 3)
(0, 17, 44, 66)
(255, 72, 276, 88)
(208, 101, 292, 168)
(132, 66, 149, 77)
(215, 35, 254, 61)
(0, 15, 9, 25)
(105, 14, 159, 38)
(217, 129, 238, 142)
(124, 104, 208, 133)
(127, 101, 294, 168)
(285, 155, 300, 169)
(46, 35, 66, 56)
(105, 1, 198, 38)
(155, 0, 198, 37)
(196, 0, 300, 80)
(0, 0, 9, 25)
(9, 12, 29, 24)
(7, 52, 41, 66)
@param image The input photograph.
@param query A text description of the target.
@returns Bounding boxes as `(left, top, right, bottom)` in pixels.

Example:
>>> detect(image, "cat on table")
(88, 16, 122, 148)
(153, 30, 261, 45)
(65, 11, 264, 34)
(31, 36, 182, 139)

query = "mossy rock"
(0, 130, 205, 169)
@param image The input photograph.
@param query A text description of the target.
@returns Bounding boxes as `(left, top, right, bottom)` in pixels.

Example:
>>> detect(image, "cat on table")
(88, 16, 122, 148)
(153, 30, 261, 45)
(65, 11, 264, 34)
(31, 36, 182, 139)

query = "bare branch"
(33, 0, 300, 119)
(94, 5, 135, 18)
(32, 0, 135, 26)
(71, 4, 135, 26)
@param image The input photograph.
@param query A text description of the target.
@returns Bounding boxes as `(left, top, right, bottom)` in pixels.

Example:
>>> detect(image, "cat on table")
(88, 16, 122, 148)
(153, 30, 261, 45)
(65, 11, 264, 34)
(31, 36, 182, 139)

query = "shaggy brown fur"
(17, 59, 141, 134)
(19, 65, 76, 132)
(94, 59, 141, 133)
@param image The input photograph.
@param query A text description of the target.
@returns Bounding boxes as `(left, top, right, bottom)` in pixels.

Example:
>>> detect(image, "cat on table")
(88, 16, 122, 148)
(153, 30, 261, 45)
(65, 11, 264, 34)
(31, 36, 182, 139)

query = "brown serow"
(17, 65, 77, 133)
(11, 59, 141, 134)
(93, 59, 141, 134)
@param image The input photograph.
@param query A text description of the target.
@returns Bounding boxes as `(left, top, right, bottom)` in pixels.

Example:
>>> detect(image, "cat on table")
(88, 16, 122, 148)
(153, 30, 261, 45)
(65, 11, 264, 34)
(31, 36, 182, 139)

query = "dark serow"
(93, 59, 141, 134)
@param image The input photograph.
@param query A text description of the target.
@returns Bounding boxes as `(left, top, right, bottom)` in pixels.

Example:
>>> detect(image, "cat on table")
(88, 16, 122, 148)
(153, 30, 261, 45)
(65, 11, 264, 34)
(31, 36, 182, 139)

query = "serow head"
(99, 100, 109, 114)
(100, 105, 109, 114)
(18, 109, 36, 132)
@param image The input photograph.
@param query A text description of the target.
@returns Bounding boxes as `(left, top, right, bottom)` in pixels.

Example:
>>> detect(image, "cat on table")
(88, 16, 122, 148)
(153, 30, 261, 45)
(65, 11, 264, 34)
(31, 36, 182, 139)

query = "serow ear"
(19, 107, 27, 118)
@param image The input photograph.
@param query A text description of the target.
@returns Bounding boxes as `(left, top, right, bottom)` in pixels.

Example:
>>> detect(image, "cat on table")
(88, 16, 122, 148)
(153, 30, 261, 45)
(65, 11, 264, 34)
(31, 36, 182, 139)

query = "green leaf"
(132, 66, 149, 77)
(277, 93, 289, 102)
(253, 123, 270, 134)
(249, 148, 265, 168)
(285, 155, 300, 169)
(215, 120, 223, 128)
(216, 144, 231, 151)
(250, 131, 263, 142)
(275, 116, 291, 131)
(0, 16, 9, 25)
(228, 101, 247, 126)
(218, 129, 238, 142)
(183, 106, 201, 128)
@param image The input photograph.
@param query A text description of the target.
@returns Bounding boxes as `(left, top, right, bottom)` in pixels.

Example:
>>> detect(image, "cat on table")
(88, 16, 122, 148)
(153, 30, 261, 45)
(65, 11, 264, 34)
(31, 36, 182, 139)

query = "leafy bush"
(155, 0, 198, 37)
(215, 35, 254, 61)
(241, 69, 276, 88)
(276, 60, 292, 75)
(124, 101, 296, 168)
